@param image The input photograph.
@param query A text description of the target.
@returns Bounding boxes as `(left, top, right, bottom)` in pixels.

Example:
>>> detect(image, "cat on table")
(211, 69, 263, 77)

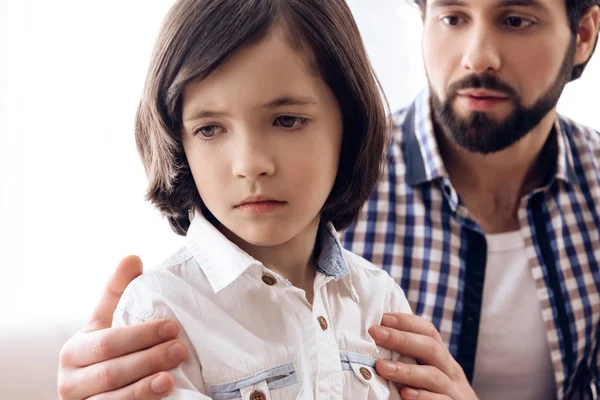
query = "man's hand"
(57, 255, 189, 400)
(370, 313, 478, 400)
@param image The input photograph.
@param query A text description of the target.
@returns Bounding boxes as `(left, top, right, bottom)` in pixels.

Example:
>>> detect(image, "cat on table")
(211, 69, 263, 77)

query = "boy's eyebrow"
(431, 0, 546, 9)
(431, 0, 468, 7)
(183, 110, 229, 122)
(183, 96, 319, 122)
(262, 96, 318, 109)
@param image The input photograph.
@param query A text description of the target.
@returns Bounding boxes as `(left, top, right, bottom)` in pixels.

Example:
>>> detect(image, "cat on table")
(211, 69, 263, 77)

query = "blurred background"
(0, 0, 598, 398)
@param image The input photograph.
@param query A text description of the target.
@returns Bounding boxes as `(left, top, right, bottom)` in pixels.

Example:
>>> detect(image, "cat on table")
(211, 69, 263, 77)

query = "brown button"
(317, 316, 328, 330)
(261, 273, 276, 286)
(250, 390, 267, 400)
(359, 367, 372, 380)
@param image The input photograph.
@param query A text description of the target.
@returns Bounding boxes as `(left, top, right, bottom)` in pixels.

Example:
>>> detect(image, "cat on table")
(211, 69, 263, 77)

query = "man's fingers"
(61, 340, 187, 399)
(399, 387, 453, 400)
(85, 255, 143, 333)
(85, 372, 175, 400)
(372, 315, 477, 400)
(60, 319, 180, 368)
(369, 325, 456, 378)
(375, 361, 457, 399)
(381, 313, 444, 345)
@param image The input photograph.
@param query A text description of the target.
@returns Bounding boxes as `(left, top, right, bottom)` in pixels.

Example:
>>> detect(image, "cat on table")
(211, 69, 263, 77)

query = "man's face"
(422, 0, 575, 154)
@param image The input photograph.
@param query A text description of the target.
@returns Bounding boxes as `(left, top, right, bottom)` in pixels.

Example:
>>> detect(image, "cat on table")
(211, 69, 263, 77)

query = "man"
(58, 0, 600, 399)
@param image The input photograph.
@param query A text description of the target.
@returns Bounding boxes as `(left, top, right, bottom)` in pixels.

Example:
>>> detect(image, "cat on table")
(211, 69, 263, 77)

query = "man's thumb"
(84, 255, 143, 332)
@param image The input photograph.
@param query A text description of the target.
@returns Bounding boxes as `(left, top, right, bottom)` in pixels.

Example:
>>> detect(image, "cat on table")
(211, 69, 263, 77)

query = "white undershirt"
(471, 231, 557, 400)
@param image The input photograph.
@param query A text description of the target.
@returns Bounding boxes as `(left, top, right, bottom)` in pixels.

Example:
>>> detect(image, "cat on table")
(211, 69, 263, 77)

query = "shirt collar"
(554, 117, 580, 185)
(316, 222, 351, 278)
(401, 90, 448, 186)
(186, 211, 354, 295)
(401, 89, 580, 186)
(186, 211, 258, 293)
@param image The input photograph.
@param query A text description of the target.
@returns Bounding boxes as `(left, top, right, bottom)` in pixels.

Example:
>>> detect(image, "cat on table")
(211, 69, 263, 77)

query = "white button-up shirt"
(113, 213, 412, 399)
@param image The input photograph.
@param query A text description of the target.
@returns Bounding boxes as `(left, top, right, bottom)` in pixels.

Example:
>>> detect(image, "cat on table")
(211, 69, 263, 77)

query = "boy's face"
(180, 26, 343, 249)
(421, 0, 582, 154)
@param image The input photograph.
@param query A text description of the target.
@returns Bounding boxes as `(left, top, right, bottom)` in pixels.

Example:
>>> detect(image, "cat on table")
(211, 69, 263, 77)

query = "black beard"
(430, 39, 575, 155)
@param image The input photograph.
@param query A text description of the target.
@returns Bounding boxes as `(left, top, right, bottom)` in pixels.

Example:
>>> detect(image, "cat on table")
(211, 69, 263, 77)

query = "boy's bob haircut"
(136, 0, 389, 236)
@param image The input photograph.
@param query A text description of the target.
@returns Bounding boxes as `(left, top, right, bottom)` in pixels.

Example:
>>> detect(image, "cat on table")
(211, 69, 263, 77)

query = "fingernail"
(372, 326, 390, 341)
(159, 322, 178, 339)
(382, 314, 399, 327)
(168, 342, 187, 362)
(383, 360, 398, 373)
(151, 374, 170, 393)
(402, 388, 419, 400)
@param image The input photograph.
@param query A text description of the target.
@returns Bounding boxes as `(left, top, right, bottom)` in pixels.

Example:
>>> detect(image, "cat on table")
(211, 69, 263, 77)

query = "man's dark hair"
(135, 0, 389, 235)
(411, 0, 600, 80)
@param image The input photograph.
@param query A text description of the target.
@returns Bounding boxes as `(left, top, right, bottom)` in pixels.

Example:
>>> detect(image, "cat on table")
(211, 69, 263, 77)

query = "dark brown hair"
(410, 0, 600, 80)
(135, 0, 389, 235)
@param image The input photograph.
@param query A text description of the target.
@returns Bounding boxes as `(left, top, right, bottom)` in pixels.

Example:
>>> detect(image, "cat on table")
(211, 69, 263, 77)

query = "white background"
(1, 0, 598, 324)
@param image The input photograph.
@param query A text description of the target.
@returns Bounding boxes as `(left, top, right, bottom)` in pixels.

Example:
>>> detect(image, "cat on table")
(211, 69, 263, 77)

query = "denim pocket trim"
(340, 351, 377, 371)
(209, 362, 298, 399)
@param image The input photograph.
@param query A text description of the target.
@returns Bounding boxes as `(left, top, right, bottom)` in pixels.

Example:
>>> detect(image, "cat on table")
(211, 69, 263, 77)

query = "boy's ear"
(573, 5, 600, 67)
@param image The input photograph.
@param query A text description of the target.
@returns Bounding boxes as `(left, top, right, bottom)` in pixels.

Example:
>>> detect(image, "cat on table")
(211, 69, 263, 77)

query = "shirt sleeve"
(112, 278, 212, 399)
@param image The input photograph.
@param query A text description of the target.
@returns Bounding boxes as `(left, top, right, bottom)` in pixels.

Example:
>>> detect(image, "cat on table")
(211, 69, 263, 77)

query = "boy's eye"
(274, 116, 306, 129)
(195, 125, 224, 138)
(504, 16, 533, 29)
(442, 15, 464, 26)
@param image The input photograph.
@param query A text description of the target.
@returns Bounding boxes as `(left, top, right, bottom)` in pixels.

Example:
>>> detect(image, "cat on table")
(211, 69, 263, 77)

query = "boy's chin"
(229, 226, 296, 249)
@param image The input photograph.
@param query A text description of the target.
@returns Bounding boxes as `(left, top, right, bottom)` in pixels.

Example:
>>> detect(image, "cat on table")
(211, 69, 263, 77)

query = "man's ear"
(573, 5, 600, 66)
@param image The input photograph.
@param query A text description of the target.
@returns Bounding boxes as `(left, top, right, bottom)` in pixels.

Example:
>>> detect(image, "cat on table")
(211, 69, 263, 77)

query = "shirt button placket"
(313, 280, 343, 398)
(249, 390, 267, 400)
(317, 315, 328, 331)
(261, 273, 277, 286)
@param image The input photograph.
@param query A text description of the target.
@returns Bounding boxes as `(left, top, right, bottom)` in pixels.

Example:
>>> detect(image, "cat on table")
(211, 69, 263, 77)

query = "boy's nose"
(231, 135, 276, 180)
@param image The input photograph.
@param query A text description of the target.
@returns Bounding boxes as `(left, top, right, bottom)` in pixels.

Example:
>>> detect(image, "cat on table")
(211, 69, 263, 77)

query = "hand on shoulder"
(57, 256, 188, 400)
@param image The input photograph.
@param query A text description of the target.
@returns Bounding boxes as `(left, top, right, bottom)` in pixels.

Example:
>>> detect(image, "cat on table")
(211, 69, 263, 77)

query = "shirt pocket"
(340, 351, 392, 399)
(208, 363, 300, 400)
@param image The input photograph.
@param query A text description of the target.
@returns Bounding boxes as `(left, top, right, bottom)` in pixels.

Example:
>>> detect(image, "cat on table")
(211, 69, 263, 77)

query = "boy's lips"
(235, 196, 287, 214)
(235, 195, 284, 207)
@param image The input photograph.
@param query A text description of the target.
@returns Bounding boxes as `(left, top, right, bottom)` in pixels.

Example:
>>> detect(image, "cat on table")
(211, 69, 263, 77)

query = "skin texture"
(181, 25, 343, 295)
(423, 0, 600, 235)
(57, 256, 187, 400)
(57, 1, 599, 399)
(368, 0, 599, 398)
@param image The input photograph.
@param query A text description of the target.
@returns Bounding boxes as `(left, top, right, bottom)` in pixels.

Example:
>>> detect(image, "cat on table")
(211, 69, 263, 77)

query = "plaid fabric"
(342, 90, 600, 400)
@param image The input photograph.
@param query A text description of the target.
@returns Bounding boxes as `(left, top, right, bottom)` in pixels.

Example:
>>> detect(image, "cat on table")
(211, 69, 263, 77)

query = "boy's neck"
(222, 217, 320, 305)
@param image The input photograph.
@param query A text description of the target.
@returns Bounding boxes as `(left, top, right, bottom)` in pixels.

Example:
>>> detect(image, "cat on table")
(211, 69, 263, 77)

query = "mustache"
(448, 74, 519, 100)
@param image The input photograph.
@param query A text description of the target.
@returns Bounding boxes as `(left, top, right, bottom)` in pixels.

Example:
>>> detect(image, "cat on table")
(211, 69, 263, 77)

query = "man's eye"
(442, 15, 464, 26)
(195, 125, 224, 138)
(274, 116, 307, 129)
(504, 16, 534, 29)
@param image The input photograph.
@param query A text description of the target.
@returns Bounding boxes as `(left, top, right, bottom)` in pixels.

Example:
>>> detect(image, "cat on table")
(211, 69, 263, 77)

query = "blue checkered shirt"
(343, 91, 600, 400)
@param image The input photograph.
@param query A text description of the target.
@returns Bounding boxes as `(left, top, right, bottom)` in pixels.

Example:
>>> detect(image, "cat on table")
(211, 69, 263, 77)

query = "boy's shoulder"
(153, 246, 195, 272)
(135, 246, 195, 283)
(115, 246, 200, 319)
(340, 248, 394, 284)
(339, 248, 411, 313)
